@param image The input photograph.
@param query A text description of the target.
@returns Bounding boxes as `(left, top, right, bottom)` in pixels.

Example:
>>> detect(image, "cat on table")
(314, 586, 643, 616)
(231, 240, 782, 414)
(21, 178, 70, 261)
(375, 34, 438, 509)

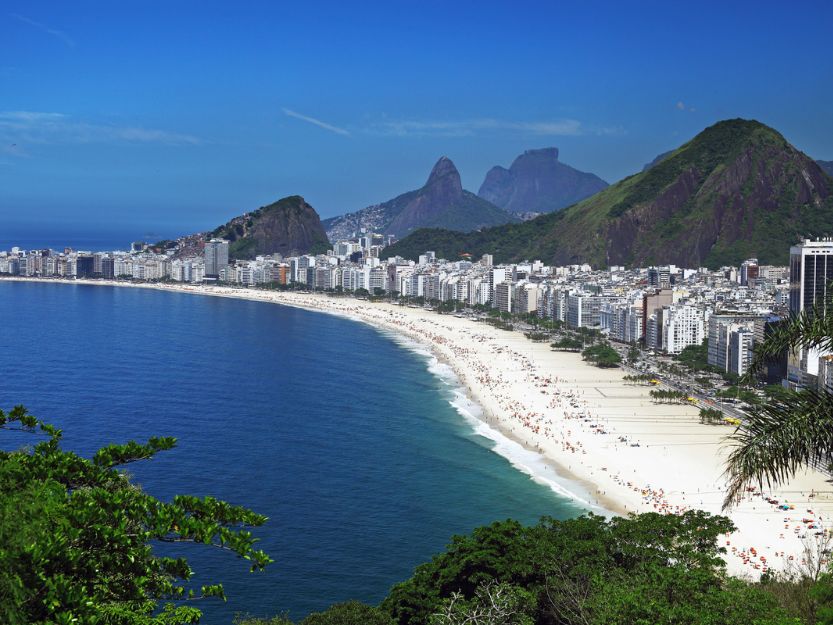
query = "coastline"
(5, 276, 833, 578)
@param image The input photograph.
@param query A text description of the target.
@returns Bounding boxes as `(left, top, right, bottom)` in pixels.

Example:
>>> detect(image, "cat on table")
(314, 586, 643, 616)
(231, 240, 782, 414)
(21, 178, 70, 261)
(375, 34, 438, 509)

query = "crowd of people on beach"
(159, 284, 832, 576)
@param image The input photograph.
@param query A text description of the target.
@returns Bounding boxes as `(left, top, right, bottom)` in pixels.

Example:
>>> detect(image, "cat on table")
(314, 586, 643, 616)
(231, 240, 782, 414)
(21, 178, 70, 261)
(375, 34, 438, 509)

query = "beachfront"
(7, 277, 833, 577)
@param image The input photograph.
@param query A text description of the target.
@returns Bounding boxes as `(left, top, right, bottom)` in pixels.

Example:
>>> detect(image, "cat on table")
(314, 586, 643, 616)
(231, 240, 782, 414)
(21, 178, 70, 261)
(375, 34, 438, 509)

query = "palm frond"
(722, 388, 833, 509)
(744, 302, 833, 381)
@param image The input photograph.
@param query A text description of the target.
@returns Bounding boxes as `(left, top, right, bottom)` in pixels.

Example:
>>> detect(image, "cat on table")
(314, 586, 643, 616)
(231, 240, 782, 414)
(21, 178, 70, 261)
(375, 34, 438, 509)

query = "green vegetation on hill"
(384, 119, 833, 268)
(241, 512, 820, 625)
(211, 195, 330, 260)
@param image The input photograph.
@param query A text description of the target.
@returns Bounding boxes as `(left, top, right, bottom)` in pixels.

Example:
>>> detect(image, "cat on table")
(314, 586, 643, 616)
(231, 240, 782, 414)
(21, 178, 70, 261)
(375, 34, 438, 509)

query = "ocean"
(0, 225, 186, 252)
(0, 281, 585, 623)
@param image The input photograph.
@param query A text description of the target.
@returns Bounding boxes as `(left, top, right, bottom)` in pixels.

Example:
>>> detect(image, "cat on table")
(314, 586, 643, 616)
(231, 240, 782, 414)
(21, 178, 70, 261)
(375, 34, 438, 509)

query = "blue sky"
(2, 0, 832, 239)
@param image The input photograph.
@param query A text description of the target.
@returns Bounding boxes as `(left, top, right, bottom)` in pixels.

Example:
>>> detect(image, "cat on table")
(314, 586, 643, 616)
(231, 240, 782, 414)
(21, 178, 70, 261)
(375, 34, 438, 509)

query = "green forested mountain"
(210, 195, 331, 260)
(384, 120, 833, 268)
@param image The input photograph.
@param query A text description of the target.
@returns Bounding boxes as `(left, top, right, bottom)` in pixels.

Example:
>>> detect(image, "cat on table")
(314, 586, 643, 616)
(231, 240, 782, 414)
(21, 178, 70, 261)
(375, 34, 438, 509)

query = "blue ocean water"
(0, 225, 183, 252)
(0, 281, 585, 623)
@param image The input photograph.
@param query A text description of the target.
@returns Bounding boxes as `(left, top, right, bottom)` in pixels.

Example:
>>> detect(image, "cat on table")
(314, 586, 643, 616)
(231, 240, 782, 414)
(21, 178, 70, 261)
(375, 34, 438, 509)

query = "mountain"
(477, 147, 608, 214)
(323, 157, 518, 240)
(210, 195, 330, 259)
(819, 160, 833, 177)
(384, 119, 833, 268)
(642, 150, 674, 171)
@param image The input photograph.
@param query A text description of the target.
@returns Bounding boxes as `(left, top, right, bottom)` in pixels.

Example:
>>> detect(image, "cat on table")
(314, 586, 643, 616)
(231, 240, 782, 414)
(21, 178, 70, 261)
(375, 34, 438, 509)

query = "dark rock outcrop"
(477, 147, 608, 214)
(211, 195, 330, 259)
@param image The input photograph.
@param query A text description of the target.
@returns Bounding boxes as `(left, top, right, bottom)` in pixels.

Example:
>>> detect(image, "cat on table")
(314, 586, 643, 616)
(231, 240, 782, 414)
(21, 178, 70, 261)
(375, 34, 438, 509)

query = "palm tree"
(723, 303, 833, 509)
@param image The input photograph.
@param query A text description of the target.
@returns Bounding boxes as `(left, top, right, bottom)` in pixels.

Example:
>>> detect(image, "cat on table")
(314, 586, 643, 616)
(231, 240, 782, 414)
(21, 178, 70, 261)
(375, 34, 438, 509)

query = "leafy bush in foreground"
(0, 405, 271, 625)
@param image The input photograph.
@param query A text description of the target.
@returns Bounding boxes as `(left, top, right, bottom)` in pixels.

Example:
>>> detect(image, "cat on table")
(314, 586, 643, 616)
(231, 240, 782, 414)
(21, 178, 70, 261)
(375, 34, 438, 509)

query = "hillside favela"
(3, 3, 833, 625)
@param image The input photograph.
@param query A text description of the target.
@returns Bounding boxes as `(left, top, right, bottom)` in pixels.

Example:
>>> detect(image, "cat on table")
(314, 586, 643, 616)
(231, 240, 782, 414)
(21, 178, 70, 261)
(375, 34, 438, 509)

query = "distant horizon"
(2, 1, 832, 231)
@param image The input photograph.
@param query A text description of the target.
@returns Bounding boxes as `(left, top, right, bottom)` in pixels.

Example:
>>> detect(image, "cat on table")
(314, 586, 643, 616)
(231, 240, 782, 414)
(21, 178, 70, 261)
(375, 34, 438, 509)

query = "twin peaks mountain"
(385, 119, 833, 268)
(478, 147, 608, 215)
(323, 151, 608, 240)
(323, 157, 519, 240)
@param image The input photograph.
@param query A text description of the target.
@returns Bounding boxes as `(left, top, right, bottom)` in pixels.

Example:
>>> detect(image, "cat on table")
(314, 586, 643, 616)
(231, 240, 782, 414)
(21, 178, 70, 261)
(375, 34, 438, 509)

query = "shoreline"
(381, 329, 611, 514)
(6, 276, 833, 577)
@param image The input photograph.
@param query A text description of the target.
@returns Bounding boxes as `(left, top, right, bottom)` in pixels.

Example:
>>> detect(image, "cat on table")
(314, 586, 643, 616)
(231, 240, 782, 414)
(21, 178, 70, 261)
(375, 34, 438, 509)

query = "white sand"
(7, 278, 833, 577)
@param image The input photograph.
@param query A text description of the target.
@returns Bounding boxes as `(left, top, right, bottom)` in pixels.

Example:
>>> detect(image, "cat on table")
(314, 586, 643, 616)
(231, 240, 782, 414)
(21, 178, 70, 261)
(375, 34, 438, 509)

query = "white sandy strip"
(7, 278, 833, 577)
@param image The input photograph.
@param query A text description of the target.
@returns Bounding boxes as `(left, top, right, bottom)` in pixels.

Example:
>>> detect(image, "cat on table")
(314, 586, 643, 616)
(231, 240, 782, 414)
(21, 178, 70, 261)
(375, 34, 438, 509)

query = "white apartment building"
(661, 305, 706, 354)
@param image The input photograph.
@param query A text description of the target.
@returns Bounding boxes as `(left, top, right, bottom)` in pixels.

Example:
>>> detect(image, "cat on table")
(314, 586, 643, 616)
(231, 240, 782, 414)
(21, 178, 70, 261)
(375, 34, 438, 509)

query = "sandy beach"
(6, 277, 833, 578)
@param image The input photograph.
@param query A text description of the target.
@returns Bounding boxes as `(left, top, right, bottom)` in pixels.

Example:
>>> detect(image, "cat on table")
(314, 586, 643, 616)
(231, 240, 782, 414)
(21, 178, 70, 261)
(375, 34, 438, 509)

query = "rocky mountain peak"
(420, 156, 465, 207)
(209, 195, 330, 259)
(425, 156, 463, 193)
(519, 147, 559, 161)
(478, 147, 607, 214)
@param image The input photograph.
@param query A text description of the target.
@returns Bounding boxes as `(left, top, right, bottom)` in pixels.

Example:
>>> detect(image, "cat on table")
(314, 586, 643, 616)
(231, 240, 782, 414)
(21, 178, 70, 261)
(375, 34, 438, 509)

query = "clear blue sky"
(2, 0, 832, 238)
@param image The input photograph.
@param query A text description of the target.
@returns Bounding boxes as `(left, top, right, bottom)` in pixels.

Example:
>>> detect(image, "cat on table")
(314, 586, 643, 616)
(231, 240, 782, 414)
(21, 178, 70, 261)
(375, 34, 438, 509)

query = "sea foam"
(383, 329, 607, 514)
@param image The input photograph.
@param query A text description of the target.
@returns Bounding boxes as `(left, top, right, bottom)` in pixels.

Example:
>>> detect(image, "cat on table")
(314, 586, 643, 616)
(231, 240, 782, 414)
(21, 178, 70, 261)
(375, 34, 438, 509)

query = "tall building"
(660, 305, 706, 354)
(740, 258, 759, 286)
(642, 289, 673, 342)
(566, 293, 605, 329)
(488, 267, 508, 304)
(707, 313, 761, 371)
(494, 282, 512, 313)
(788, 238, 833, 386)
(204, 239, 229, 279)
(754, 315, 788, 384)
(513, 283, 538, 314)
(728, 328, 754, 376)
(76, 255, 95, 278)
(648, 266, 671, 289)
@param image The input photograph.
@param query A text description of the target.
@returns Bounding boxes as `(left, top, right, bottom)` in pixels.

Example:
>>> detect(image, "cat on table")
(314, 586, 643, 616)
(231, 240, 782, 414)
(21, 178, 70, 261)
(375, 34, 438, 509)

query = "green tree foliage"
(622, 374, 655, 385)
(674, 339, 710, 371)
(301, 601, 394, 625)
(581, 343, 622, 368)
(764, 384, 798, 402)
(551, 337, 583, 351)
(381, 511, 793, 625)
(0, 405, 272, 625)
(236, 601, 393, 625)
(716, 386, 763, 405)
(700, 407, 725, 424)
(649, 389, 689, 404)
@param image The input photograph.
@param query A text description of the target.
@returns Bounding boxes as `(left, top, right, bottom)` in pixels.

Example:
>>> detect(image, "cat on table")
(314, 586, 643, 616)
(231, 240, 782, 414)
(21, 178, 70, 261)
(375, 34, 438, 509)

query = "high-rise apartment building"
(648, 266, 671, 289)
(204, 239, 229, 279)
(788, 238, 833, 386)
(494, 282, 513, 313)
